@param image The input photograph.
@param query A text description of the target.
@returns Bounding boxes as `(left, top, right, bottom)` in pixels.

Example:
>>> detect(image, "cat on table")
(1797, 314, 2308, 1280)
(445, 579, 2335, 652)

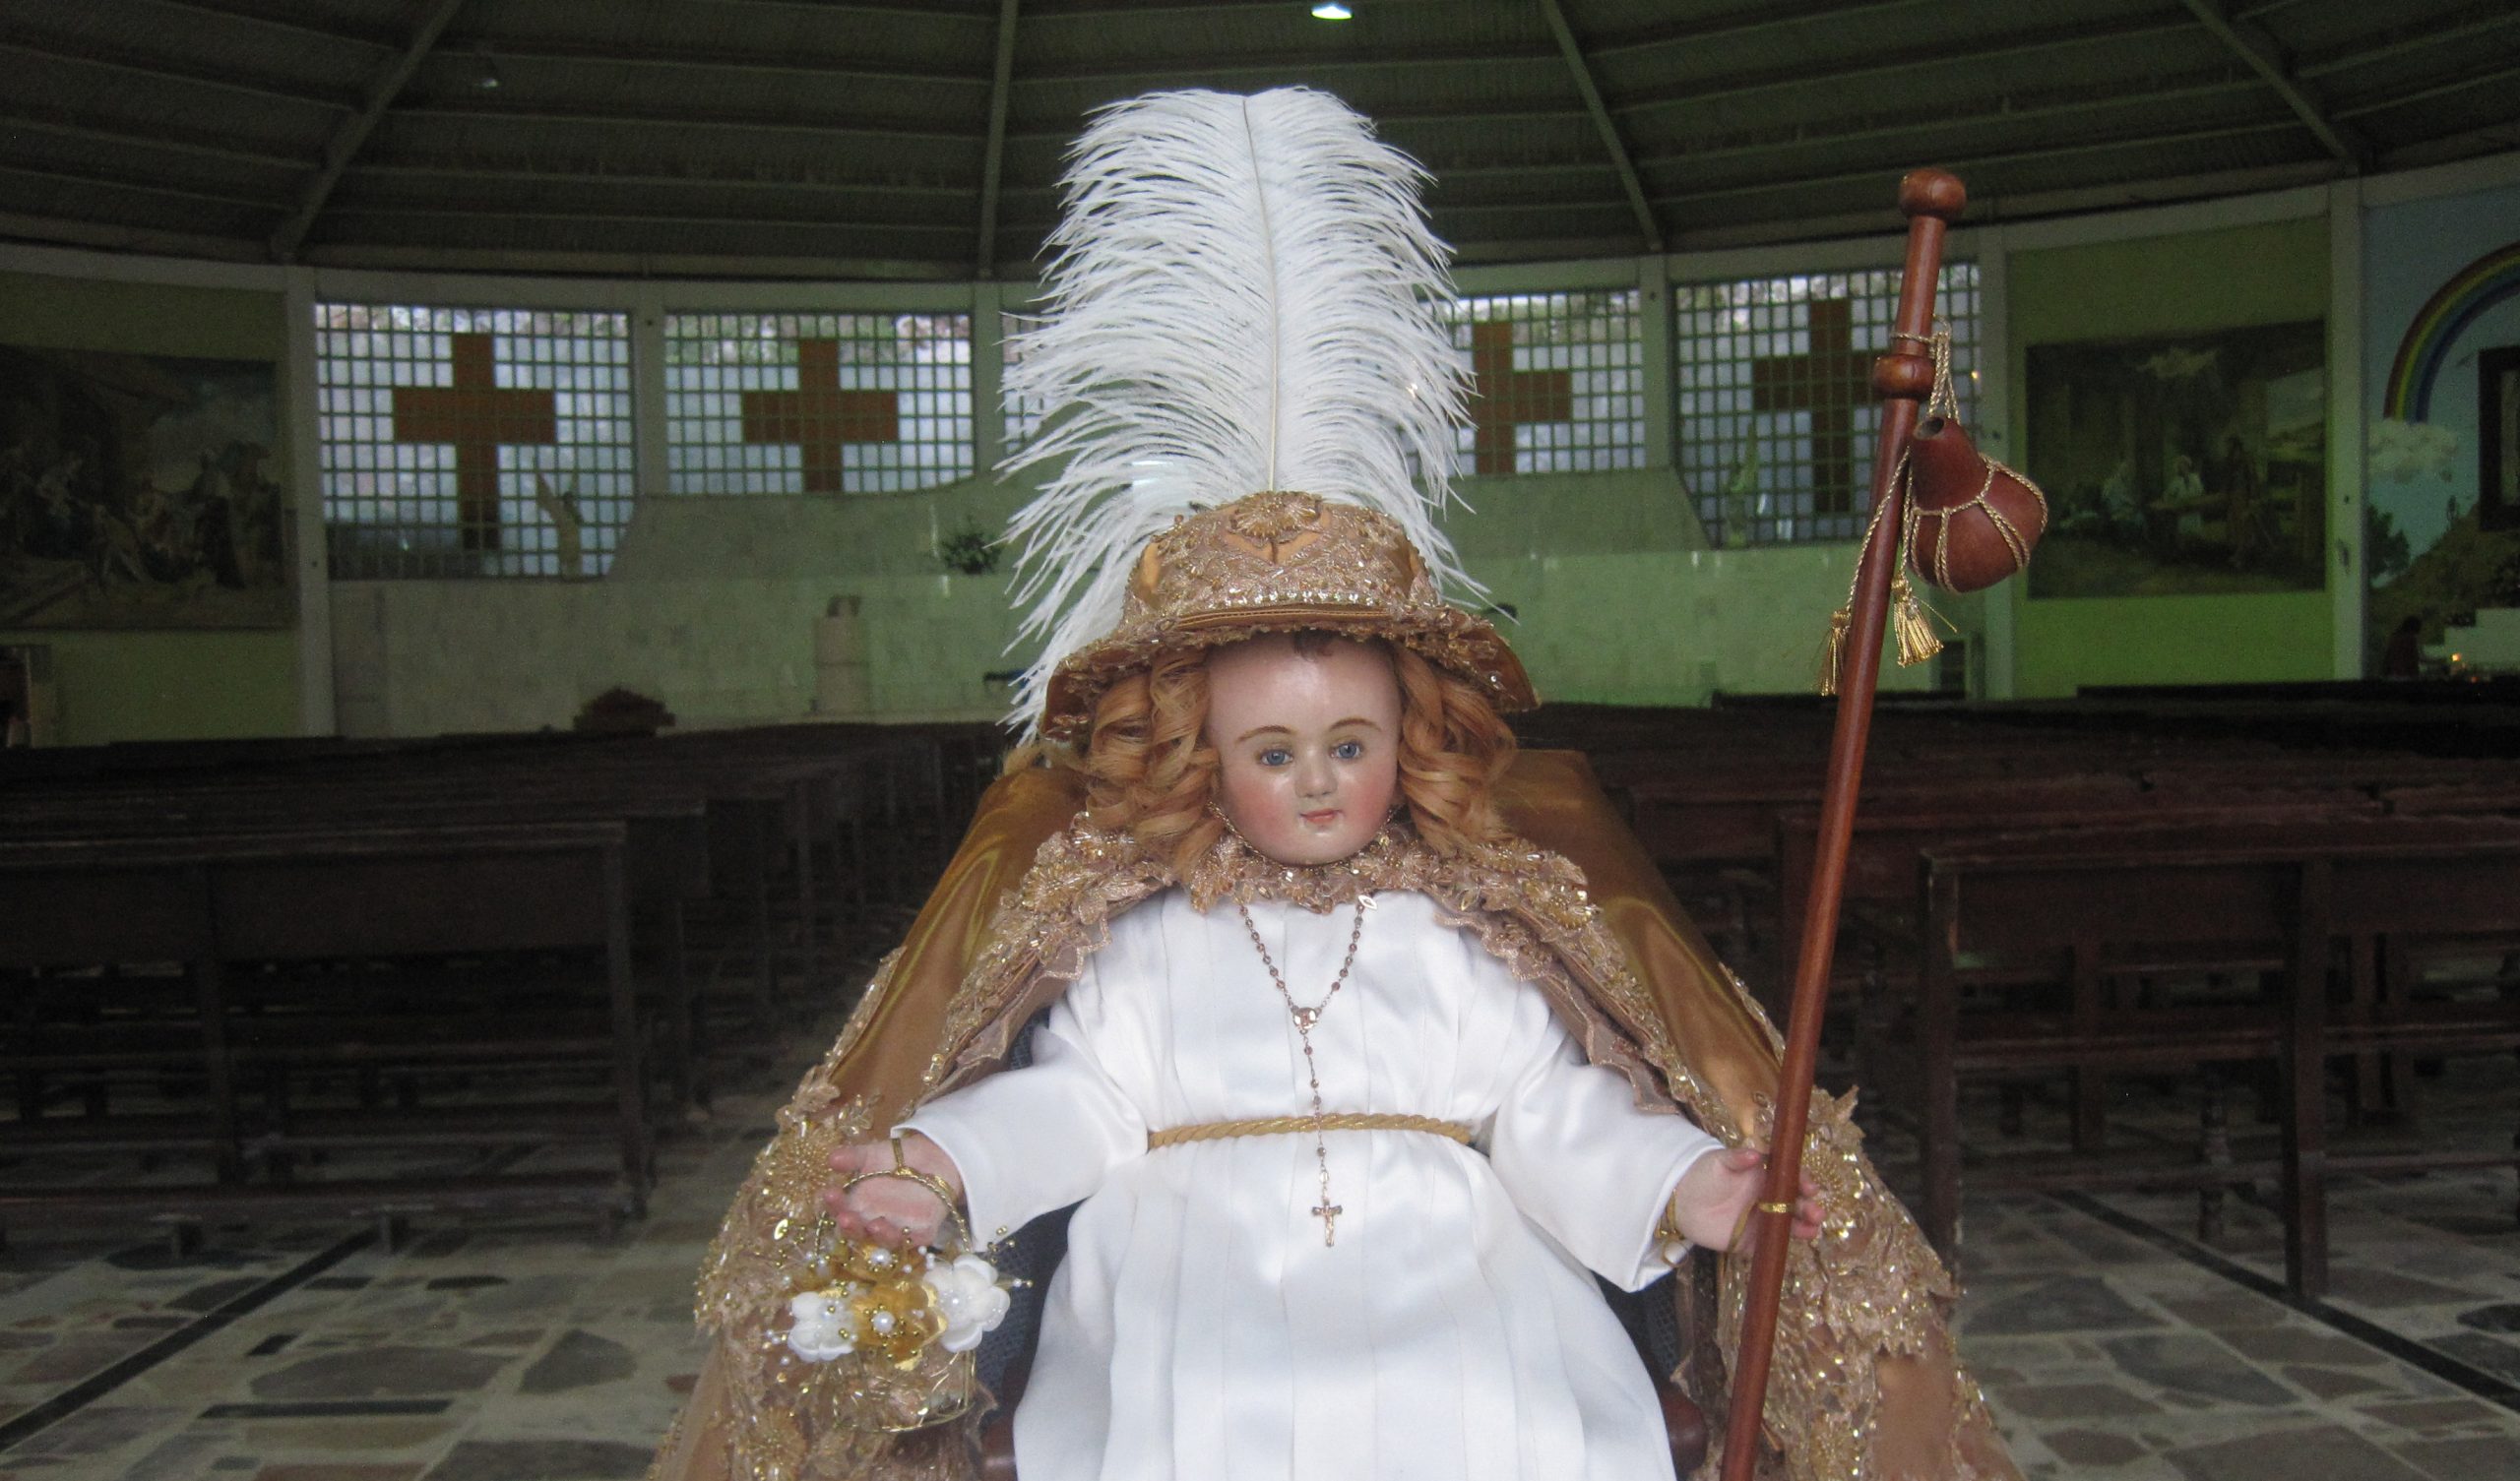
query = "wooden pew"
(0, 720, 995, 1239)
(0, 823, 647, 1233)
(1894, 815, 2520, 1297)
(1773, 786, 2378, 1115)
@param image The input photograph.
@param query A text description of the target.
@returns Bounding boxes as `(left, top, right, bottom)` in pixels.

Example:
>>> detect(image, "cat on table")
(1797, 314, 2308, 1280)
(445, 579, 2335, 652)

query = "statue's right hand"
(821, 1133, 966, 1250)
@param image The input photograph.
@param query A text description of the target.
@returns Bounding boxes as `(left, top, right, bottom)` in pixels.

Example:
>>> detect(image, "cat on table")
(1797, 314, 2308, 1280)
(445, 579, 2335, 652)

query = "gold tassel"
(1818, 605, 1852, 697)
(1890, 577, 1947, 668)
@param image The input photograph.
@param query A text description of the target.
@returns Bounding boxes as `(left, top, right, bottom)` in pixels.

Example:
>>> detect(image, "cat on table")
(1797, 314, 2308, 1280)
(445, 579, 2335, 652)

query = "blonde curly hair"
(1026, 635, 1517, 880)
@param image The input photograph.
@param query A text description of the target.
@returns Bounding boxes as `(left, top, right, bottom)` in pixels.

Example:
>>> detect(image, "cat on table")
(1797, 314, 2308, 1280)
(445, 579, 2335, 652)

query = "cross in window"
(740, 339, 901, 494)
(392, 333, 557, 552)
(1469, 322, 1573, 476)
(1750, 298, 1872, 514)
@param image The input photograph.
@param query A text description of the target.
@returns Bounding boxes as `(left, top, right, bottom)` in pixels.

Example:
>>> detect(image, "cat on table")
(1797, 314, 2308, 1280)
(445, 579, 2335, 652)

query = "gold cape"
(650, 751, 2020, 1481)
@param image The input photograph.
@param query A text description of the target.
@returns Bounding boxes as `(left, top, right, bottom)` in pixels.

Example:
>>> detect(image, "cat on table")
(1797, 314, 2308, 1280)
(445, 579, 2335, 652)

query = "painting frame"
(2482, 344, 2520, 535)
(2024, 320, 2328, 599)
(1, 342, 295, 630)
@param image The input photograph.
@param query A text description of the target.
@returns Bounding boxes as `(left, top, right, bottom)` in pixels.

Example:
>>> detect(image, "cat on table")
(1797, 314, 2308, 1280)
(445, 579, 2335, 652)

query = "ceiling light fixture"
(1311, 3, 1353, 19)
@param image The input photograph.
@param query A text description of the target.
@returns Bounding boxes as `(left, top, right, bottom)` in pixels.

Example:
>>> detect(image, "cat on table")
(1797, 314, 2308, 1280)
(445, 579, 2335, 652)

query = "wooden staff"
(1718, 167, 1968, 1481)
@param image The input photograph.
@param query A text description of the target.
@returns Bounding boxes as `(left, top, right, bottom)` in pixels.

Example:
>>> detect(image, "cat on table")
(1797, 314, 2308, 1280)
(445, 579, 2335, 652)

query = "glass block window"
(315, 304, 635, 579)
(662, 313, 974, 495)
(1441, 289, 1646, 476)
(1676, 264, 1979, 546)
(1001, 307, 1050, 458)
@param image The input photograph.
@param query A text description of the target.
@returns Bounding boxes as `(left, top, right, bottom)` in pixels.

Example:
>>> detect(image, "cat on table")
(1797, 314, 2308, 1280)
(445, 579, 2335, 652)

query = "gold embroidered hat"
(1037, 490, 1536, 741)
(999, 89, 1533, 739)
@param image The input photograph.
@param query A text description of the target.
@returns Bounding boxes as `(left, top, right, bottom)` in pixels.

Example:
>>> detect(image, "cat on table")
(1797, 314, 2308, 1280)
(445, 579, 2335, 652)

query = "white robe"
(901, 888, 1724, 1481)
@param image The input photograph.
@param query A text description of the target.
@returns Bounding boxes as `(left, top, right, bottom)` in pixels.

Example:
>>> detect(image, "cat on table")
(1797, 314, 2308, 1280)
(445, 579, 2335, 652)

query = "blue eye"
(1333, 739, 1364, 761)
(1258, 747, 1292, 767)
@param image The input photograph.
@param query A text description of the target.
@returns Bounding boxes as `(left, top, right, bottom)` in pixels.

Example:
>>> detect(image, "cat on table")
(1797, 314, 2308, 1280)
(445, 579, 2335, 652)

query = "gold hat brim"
(1040, 596, 1537, 742)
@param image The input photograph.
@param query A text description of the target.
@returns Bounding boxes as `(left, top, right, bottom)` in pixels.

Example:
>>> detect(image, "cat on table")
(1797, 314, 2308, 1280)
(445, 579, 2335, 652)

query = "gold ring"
(1757, 1200, 1794, 1215)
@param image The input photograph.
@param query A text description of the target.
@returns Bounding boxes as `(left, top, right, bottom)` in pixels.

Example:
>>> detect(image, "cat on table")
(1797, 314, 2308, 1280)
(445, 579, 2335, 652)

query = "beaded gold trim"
(1147, 1113, 1474, 1148)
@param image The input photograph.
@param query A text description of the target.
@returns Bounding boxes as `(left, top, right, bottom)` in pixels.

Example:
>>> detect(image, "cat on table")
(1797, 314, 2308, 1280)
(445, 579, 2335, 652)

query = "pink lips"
(1300, 809, 1341, 825)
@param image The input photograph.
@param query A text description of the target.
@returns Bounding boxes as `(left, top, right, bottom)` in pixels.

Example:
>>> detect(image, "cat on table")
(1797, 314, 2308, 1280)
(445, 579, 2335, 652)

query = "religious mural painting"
(2024, 320, 2327, 599)
(0, 343, 292, 628)
(2485, 344, 2520, 535)
(0, 644, 37, 747)
(2361, 186, 2520, 665)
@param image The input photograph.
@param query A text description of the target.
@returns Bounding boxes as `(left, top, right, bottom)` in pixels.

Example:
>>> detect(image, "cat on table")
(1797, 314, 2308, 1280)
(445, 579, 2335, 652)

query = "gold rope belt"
(1147, 1113, 1474, 1149)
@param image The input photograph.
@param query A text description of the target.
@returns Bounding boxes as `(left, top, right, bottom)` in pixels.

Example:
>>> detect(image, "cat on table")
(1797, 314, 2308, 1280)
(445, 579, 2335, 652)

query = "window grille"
(1441, 289, 1646, 476)
(1675, 265, 1979, 546)
(662, 313, 973, 496)
(1000, 292, 1647, 478)
(314, 304, 635, 579)
(1000, 307, 1049, 458)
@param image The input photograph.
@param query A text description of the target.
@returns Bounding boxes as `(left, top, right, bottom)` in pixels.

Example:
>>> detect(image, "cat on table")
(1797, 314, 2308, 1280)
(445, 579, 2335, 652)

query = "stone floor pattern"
(3, 1023, 2515, 1480)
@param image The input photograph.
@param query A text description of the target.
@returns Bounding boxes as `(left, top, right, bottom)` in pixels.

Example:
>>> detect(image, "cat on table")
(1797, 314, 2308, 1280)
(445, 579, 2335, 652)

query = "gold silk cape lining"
(650, 750, 2019, 1481)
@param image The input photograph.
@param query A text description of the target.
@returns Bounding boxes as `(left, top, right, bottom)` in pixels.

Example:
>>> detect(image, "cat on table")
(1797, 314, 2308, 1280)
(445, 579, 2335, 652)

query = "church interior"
(3, 1, 2520, 1477)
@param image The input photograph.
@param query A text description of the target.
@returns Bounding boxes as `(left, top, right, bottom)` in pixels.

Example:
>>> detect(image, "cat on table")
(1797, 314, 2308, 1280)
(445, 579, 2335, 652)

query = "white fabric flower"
(785, 1290, 859, 1362)
(925, 1254, 1012, 1354)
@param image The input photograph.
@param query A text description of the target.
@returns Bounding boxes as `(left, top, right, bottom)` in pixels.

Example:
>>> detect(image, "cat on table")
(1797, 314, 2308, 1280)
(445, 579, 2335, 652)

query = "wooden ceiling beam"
(1650, 118, 2307, 208)
(298, 240, 978, 279)
(0, 32, 355, 110)
(1533, 0, 1662, 252)
(1016, 45, 1560, 87)
(2335, 55, 2520, 119)
(1003, 103, 1595, 141)
(1020, 0, 1471, 16)
(349, 161, 976, 197)
(321, 203, 972, 236)
(125, 0, 400, 49)
(270, 0, 469, 260)
(973, 0, 1023, 277)
(1652, 157, 2342, 252)
(0, 159, 278, 212)
(1586, 0, 1939, 59)
(2175, 0, 2369, 168)
(1622, 15, 2197, 113)
(2298, 7, 2520, 81)
(1632, 75, 2265, 170)
(0, 208, 274, 262)
(664, 0, 1001, 21)
(2378, 115, 2520, 169)
(398, 101, 973, 147)
(0, 112, 308, 170)
(431, 35, 987, 88)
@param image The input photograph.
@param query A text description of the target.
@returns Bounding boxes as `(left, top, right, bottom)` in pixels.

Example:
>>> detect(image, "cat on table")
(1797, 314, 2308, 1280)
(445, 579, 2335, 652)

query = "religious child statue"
(647, 90, 2021, 1481)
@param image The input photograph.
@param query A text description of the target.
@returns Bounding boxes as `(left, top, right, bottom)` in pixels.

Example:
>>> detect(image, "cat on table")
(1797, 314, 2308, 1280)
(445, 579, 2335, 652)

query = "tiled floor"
(4, 1021, 2516, 1480)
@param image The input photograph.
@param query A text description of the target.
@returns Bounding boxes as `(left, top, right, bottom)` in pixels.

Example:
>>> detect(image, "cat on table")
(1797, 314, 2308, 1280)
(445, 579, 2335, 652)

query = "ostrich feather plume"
(1001, 87, 1477, 734)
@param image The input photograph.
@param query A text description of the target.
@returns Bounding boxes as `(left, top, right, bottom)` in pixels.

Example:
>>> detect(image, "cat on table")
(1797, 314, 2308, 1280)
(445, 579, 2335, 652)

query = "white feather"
(1000, 88, 1478, 735)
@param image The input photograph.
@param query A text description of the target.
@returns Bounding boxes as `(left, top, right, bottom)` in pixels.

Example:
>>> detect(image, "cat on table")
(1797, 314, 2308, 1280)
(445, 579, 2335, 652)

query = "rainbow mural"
(2383, 238, 2520, 422)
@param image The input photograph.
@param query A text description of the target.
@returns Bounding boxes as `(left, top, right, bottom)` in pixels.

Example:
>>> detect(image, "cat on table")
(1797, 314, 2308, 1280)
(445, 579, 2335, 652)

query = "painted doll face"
(1204, 635, 1403, 867)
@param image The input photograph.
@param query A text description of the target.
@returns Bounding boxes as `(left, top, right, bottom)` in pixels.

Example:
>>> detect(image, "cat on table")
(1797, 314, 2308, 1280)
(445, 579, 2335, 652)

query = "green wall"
(338, 464, 1930, 737)
(2006, 216, 2338, 697)
(1, 271, 303, 744)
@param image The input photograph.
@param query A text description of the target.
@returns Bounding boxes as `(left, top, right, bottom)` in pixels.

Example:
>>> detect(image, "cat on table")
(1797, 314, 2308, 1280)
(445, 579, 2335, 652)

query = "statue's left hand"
(820, 1133, 966, 1249)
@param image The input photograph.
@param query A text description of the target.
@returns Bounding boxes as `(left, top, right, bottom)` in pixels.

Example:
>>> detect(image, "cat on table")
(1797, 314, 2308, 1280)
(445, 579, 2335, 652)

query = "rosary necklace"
(1236, 895, 1370, 1246)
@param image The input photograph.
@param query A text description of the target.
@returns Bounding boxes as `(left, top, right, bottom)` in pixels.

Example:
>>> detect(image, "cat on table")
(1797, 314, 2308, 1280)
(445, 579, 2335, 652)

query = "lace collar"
(1177, 816, 1439, 914)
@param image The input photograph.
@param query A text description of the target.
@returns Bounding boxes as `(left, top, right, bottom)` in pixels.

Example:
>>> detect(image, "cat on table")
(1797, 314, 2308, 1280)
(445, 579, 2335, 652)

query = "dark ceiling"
(1, 0, 2513, 279)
